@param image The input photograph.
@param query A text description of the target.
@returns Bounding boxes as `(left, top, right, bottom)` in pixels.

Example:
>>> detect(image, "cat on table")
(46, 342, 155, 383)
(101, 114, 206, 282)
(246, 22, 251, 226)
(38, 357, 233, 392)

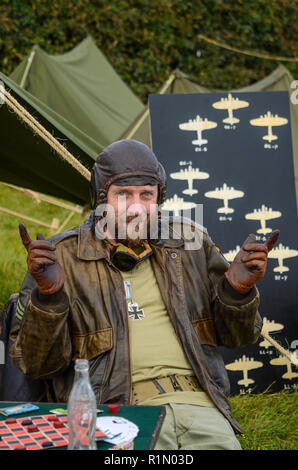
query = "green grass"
(231, 389, 297, 450)
(0, 184, 85, 309)
(0, 184, 297, 450)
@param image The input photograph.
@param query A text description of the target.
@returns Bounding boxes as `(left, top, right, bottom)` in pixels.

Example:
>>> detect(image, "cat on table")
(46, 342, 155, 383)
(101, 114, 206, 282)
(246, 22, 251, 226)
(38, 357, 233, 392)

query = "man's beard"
(95, 205, 159, 247)
(114, 214, 151, 248)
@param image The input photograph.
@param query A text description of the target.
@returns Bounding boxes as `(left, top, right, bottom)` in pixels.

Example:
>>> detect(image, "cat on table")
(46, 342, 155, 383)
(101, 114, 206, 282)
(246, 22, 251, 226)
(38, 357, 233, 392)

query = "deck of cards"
(96, 416, 139, 449)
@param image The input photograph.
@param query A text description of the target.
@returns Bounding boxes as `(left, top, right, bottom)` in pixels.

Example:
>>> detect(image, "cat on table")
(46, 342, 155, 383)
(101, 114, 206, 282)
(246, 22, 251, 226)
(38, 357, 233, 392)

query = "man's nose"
(127, 199, 146, 217)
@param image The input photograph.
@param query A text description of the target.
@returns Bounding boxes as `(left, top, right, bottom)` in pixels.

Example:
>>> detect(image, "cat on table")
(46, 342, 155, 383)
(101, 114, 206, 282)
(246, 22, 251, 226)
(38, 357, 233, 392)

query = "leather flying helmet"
(89, 139, 167, 209)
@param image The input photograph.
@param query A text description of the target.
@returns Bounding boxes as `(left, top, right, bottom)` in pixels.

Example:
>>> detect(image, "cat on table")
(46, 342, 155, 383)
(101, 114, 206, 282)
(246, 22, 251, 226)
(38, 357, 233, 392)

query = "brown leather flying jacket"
(10, 216, 262, 434)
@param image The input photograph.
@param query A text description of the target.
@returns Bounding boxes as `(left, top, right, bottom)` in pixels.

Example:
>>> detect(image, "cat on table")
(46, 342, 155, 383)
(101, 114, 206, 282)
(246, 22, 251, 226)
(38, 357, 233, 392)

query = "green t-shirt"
(121, 257, 214, 408)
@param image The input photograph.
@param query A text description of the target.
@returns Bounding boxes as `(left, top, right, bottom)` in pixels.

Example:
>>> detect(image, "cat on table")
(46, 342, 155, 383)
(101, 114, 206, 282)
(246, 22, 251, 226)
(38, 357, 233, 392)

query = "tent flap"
(1, 37, 145, 205)
(10, 36, 144, 149)
(0, 72, 94, 205)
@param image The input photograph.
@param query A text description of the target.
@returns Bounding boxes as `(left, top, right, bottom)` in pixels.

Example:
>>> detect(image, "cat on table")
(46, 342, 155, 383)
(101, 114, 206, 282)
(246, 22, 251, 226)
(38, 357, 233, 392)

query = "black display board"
(149, 91, 298, 395)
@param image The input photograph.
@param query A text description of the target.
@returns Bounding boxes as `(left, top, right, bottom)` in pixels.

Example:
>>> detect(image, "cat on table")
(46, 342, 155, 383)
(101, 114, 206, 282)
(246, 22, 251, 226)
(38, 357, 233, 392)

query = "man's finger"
(19, 223, 32, 250)
(243, 259, 265, 270)
(29, 249, 57, 261)
(241, 251, 268, 263)
(242, 233, 256, 247)
(31, 258, 56, 271)
(243, 243, 269, 253)
(26, 241, 56, 251)
(36, 233, 46, 240)
(264, 230, 280, 252)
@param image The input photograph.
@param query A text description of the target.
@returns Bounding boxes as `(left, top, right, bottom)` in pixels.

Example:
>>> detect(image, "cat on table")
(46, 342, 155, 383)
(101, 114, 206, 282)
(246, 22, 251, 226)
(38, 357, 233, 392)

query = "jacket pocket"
(72, 328, 113, 361)
(192, 318, 217, 347)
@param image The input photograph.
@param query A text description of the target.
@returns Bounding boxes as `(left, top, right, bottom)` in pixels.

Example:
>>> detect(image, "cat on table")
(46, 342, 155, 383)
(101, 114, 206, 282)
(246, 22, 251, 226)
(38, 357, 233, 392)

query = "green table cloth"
(0, 402, 165, 450)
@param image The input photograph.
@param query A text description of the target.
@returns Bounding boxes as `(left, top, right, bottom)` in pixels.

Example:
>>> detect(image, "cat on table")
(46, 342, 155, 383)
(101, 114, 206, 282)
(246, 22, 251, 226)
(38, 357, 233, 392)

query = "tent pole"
(20, 49, 36, 89)
(56, 210, 75, 234)
(0, 205, 57, 231)
(126, 72, 176, 139)
(126, 109, 150, 140)
(0, 182, 83, 214)
(158, 72, 176, 95)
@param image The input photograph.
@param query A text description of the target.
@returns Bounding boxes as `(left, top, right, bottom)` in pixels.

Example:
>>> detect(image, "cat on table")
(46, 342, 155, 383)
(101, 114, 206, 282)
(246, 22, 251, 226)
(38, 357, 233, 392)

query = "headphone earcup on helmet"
(160, 183, 167, 205)
(89, 167, 107, 209)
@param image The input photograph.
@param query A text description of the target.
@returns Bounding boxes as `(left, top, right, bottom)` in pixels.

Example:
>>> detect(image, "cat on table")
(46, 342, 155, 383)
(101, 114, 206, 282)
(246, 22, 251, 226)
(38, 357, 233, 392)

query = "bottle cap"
(108, 404, 119, 414)
(75, 359, 89, 370)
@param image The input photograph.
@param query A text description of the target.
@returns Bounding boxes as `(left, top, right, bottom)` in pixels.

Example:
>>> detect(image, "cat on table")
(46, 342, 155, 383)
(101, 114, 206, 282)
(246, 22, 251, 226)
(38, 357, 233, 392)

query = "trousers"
(154, 403, 242, 450)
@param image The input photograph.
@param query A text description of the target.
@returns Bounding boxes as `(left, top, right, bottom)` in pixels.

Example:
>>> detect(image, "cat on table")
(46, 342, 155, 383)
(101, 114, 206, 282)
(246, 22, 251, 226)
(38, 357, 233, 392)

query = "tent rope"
(0, 86, 91, 181)
(197, 34, 298, 62)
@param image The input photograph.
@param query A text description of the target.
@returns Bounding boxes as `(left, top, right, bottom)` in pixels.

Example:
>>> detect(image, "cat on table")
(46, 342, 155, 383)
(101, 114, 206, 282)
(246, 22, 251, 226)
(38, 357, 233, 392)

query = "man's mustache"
(120, 214, 149, 223)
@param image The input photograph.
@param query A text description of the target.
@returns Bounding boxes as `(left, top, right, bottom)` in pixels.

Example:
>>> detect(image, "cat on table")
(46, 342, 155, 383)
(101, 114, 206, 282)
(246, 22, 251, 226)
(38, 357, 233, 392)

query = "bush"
(0, 0, 297, 102)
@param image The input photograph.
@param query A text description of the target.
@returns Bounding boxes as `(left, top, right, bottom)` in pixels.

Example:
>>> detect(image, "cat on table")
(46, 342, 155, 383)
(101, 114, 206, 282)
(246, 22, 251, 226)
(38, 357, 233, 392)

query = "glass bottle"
(67, 359, 97, 450)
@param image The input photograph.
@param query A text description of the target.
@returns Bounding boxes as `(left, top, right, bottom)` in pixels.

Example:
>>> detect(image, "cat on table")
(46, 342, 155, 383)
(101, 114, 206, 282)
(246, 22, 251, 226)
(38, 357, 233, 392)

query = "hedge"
(0, 0, 297, 102)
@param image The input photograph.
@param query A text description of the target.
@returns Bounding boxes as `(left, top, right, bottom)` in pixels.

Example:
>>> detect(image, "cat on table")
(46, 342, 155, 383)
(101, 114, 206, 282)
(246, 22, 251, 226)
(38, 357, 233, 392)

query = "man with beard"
(10, 139, 278, 450)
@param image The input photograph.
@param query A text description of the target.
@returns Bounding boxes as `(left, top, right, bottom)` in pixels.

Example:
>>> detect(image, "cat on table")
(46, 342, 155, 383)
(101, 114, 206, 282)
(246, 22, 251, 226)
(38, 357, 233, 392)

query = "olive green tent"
(0, 71, 96, 205)
(0, 37, 144, 205)
(122, 66, 298, 208)
(10, 36, 144, 150)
